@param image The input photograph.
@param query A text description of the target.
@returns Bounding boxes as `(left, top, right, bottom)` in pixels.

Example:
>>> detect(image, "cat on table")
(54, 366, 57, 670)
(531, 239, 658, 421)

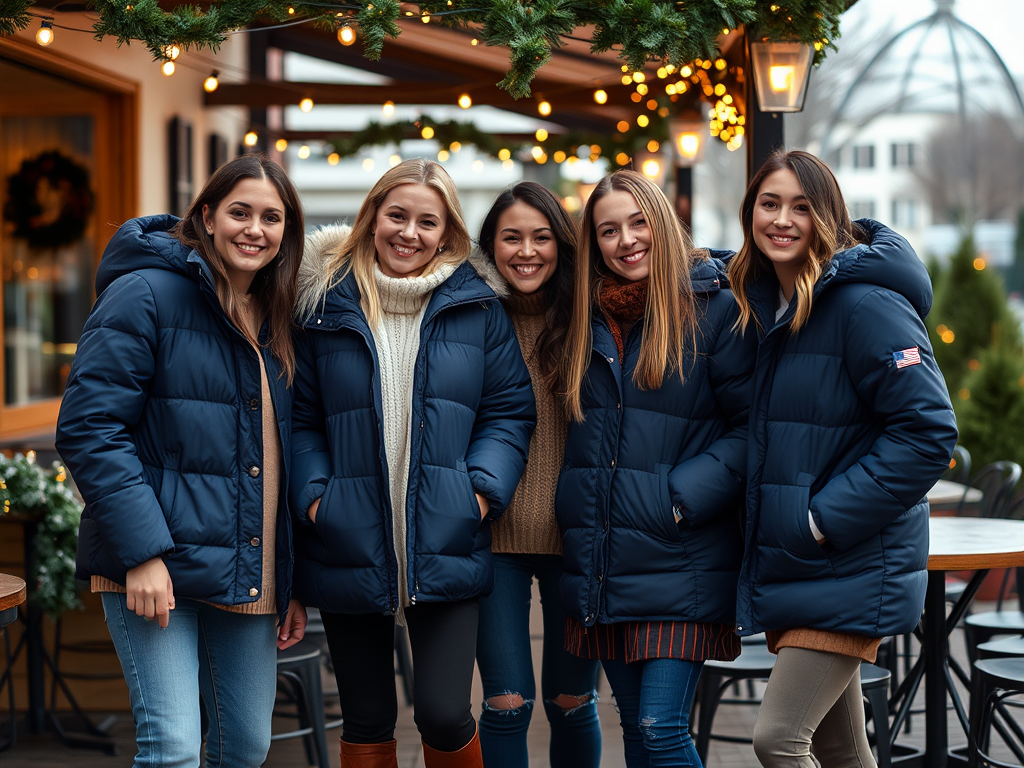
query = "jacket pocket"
(158, 466, 179, 540)
(758, 473, 826, 562)
(653, 464, 683, 542)
(456, 459, 482, 528)
(312, 476, 337, 540)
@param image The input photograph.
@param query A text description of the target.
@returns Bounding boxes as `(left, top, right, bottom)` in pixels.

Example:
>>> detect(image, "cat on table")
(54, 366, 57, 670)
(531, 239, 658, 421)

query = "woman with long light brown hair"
(730, 150, 956, 768)
(290, 158, 535, 768)
(557, 170, 755, 767)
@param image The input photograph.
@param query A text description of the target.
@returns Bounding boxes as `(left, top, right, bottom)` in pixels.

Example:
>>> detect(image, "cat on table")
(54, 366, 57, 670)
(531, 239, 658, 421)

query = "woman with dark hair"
(474, 182, 602, 768)
(291, 159, 535, 768)
(57, 153, 307, 768)
(729, 150, 957, 767)
(558, 170, 755, 767)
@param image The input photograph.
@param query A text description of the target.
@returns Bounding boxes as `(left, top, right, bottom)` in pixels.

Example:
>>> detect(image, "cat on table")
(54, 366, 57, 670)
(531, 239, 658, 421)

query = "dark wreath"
(3, 150, 95, 250)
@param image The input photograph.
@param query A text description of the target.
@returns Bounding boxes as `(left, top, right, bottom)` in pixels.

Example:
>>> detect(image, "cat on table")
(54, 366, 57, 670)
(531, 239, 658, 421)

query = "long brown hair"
(322, 158, 471, 328)
(562, 170, 699, 422)
(477, 182, 578, 386)
(173, 153, 303, 384)
(730, 150, 862, 333)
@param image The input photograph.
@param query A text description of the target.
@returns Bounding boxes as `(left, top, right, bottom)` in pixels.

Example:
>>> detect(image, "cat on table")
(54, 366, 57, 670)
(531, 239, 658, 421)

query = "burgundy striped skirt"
(565, 618, 740, 663)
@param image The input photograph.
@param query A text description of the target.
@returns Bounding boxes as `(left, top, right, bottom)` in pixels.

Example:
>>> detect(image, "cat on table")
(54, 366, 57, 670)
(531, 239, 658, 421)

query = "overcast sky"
(841, 0, 1024, 75)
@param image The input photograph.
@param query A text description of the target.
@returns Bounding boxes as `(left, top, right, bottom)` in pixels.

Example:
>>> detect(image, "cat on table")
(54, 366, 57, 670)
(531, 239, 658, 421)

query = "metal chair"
(954, 462, 1021, 519)
(967, 657, 1024, 767)
(273, 638, 331, 768)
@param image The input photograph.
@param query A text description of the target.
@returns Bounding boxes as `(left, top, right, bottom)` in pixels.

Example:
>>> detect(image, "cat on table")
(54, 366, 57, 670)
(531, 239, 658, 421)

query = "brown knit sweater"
(93, 299, 280, 615)
(490, 291, 564, 555)
(766, 628, 882, 663)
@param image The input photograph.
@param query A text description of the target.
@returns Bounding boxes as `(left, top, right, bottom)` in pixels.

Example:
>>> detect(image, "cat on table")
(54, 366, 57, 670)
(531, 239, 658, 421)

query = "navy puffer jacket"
(735, 220, 957, 638)
(56, 215, 294, 618)
(289, 226, 535, 614)
(557, 255, 755, 626)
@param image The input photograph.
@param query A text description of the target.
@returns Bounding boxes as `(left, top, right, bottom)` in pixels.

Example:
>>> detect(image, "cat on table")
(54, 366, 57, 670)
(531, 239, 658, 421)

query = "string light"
(362, 157, 375, 170)
(161, 60, 176, 76)
(244, 130, 259, 147)
(299, 97, 314, 112)
(458, 93, 472, 109)
(275, 138, 288, 152)
(450, 141, 461, 152)
(537, 100, 552, 116)
(382, 100, 395, 116)
(498, 148, 511, 161)
(553, 150, 566, 163)
(636, 114, 650, 127)
(162, 44, 181, 60)
(421, 126, 435, 139)
(535, 128, 548, 141)
(593, 89, 608, 104)
(338, 24, 356, 46)
(327, 153, 341, 165)
(204, 71, 220, 92)
(437, 149, 450, 161)
(35, 18, 54, 46)
(297, 145, 311, 159)
(389, 154, 402, 166)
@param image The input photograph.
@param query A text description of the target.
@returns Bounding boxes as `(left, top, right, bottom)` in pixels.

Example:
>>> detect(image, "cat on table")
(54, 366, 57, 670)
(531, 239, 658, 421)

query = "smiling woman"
(290, 159, 535, 767)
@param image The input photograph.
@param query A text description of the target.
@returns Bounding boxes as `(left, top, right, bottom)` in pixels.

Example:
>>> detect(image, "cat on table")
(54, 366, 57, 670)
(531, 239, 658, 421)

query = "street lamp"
(669, 114, 706, 231)
(749, 41, 814, 112)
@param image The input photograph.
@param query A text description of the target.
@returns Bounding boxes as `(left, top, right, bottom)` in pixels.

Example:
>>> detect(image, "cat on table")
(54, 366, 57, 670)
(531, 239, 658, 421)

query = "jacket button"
(249, 465, 260, 477)
(249, 587, 259, 597)
(585, 613, 594, 622)
(610, 459, 615, 467)
(250, 537, 260, 547)
(606, 356, 614, 363)
(316, 318, 322, 325)
(250, 398, 259, 410)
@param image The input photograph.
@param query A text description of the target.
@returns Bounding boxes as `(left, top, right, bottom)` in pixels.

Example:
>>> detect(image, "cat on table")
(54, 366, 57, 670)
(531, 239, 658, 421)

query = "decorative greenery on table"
(0, 452, 83, 618)
(0, 0, 848, 99)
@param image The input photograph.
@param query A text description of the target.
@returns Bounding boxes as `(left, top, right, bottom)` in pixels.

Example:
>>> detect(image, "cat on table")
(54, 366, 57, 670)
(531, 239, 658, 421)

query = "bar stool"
(976, 637, 1024, 660)
(967, 657, 1024, 767)
(860, 663, 893, 768)
(273, 638, 331, 768)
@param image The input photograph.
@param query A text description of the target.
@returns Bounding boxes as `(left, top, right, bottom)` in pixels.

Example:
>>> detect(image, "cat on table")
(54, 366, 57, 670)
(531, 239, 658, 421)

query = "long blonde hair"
(324, 158, 471, 327)
(561, 170, 699, 422)
(730, 150, 862, 333)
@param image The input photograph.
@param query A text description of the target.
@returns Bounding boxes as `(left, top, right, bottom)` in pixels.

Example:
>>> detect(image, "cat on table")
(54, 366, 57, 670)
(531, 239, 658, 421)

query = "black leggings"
(321, 599, 479, 751)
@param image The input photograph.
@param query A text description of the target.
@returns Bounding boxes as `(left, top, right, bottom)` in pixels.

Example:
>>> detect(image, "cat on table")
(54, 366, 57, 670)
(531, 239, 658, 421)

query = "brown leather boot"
(421, 728, 482, 768)
(339, 738, 398, 768)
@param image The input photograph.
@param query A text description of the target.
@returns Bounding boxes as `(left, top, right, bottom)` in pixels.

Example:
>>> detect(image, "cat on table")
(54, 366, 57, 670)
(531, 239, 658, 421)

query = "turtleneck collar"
(505, 289, 548, 317)
(374, 261, 456, 315)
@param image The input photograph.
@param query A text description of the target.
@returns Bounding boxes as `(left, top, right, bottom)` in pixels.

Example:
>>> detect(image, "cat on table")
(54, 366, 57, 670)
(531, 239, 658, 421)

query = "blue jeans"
(602, 656, 705, 768)
(101, 593, 279, 768)
(476, 554, 602, 768)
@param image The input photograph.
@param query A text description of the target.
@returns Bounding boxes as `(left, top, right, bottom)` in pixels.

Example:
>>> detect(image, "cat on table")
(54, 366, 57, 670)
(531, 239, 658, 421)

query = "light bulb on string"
(35, 18, 54, 46)
(275, 138, 288, 152)
(299, 97, 314, 112)
(161, 60, 176, 76)
(203, 71, 220, 93)
(162, 44, 181, 61)
(243, 130, 259, 147)
(337, 24, 356, 46)
(458, 93, 472, 109)
(537, 100, 552, 117)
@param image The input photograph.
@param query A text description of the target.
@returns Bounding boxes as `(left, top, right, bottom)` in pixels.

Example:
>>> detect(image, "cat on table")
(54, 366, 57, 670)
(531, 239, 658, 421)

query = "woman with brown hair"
(57, 153, 307, 768)
(729, 150, 957, 767)
(557, 170, 755, 767)
(290, 159, 535, 768)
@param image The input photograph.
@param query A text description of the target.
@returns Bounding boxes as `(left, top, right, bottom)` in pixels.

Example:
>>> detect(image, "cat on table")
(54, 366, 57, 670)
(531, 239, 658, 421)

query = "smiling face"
(202, 177, 285, 293)
(751, 168, 814, 297)
(373, 183, 448, 278)
(492, 201, 559, 295)
(592, 190, 652, 283)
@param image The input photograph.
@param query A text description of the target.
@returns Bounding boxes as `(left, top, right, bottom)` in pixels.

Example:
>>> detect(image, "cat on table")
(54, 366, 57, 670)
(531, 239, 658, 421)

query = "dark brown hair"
(730, 149, 864, 333)
(173, 153, 304, 384)
(478, 182, 578, 387)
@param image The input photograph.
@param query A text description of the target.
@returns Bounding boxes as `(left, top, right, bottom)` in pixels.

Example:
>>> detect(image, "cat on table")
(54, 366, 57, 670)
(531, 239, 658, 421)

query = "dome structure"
(823, 0, 1024, 156)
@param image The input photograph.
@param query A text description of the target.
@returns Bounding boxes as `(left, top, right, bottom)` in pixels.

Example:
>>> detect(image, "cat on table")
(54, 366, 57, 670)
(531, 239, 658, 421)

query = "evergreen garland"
(0, 453, 83, 619)
(1, 1, 846, 99)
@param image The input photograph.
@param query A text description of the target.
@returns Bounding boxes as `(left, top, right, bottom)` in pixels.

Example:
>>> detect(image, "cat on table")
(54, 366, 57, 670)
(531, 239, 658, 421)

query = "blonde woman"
(290, 159, 535, 768)
(557, 170, 755, 767)
(729, 150, 957, 767)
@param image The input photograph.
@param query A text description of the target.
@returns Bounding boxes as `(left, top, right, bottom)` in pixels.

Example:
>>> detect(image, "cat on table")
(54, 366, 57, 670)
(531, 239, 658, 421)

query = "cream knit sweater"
(371, 262, 456, 623)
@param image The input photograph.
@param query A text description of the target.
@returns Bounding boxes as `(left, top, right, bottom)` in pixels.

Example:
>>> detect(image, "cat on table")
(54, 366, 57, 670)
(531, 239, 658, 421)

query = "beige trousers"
(752, 647, 877, 768)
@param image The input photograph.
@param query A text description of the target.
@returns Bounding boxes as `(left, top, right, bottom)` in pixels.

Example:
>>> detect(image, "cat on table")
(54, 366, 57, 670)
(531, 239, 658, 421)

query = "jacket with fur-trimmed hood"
(289, 224, 536, 614)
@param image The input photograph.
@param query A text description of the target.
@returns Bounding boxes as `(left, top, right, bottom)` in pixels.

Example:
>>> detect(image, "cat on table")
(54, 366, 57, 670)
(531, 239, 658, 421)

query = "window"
(850, 201, 876, 220)
(852, 145, 875, 169)
(891, 199, 920, 229)
(891, 143, 917, 168)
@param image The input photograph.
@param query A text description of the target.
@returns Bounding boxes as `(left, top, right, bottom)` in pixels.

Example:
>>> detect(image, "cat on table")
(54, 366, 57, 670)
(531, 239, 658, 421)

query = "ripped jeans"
(476, 554, 602, 768)
(601, 657, 704, 768)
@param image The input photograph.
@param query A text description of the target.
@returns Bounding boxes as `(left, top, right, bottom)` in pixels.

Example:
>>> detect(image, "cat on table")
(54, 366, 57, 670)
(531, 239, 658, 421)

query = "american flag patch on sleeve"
(893, 347, 921, 369)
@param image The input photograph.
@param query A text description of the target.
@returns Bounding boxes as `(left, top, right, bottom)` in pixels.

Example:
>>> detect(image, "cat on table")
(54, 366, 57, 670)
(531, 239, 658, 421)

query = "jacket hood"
(96, 215, 197, 295)
(296, 223, 506, 320)
(817, 219, 932, 319)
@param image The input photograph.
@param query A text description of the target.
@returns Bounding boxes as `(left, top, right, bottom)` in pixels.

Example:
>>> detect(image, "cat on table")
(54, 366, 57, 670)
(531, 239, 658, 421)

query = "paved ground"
(1, 596, 1021, 767)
